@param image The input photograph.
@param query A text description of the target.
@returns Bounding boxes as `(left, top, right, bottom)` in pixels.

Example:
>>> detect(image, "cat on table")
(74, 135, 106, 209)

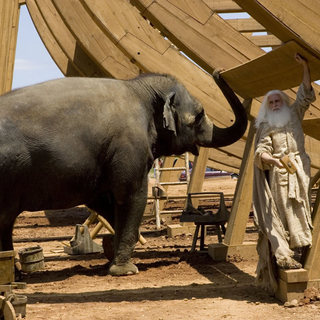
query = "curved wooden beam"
(52, 0, 140, 79)
(234, 0, 320, 56)
(0, 0, 20, 93)
(26, 0, 80, 77)
(33, 0, 105, 77)
(131, 0, 262, 72)
(81, 0, 243, 127)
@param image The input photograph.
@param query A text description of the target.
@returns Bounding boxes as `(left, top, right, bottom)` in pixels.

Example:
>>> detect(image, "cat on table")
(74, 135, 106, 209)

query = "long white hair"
(255, 90, 291, 128)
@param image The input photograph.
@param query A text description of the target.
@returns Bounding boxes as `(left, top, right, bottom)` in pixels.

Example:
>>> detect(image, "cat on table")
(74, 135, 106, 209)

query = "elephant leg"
(0, 217, 15, 251)
(108, 176, 148, 276)
(87, 193, 116, 261)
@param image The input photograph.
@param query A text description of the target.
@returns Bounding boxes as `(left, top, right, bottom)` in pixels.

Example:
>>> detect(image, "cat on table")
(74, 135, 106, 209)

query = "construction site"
(1, 1, 320, 319)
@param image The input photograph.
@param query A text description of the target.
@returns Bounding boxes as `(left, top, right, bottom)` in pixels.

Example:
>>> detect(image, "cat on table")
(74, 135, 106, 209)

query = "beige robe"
(253, 83, 316, 292)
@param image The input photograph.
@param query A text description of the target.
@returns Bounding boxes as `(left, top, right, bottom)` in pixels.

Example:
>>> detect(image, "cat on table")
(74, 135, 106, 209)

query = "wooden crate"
(0, 250, 15, 285)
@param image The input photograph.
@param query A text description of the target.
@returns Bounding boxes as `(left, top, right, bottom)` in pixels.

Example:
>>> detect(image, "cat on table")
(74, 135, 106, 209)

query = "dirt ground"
(9, 176, 320, 320)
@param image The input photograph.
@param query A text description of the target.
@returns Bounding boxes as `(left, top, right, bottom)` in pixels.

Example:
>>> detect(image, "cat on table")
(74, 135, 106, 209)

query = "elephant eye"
(195, 109, 204, 123)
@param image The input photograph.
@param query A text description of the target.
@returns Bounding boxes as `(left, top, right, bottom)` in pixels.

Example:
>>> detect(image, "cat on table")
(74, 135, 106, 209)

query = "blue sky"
(12, 6, 63, 89)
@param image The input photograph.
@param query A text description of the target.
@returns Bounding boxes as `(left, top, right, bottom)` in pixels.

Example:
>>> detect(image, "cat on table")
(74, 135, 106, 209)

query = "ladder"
(153, 153, 190, 229)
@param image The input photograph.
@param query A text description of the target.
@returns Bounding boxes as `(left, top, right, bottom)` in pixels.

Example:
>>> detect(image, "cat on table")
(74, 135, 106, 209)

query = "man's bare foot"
(277, 256, 302, 269)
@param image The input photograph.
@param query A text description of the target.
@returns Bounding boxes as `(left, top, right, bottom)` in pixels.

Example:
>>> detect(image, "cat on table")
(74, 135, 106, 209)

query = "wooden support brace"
(275, 268, 309, 302)
(90, 221, 104, 240)
(86, 209, 147, 245)
(0, 295, 16, 320)
(224, 100, 254, 246)
(304, 185, 320, 281)
(186, 147, 210, 208)
(274, 178, 320, 302)
(208, 99, 255, 260)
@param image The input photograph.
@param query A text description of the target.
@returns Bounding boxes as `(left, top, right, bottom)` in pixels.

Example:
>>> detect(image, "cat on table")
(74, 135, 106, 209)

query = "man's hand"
(261, 152, 283, 169)
(295, 52, 311, 90)
(295, 53, 308, 65)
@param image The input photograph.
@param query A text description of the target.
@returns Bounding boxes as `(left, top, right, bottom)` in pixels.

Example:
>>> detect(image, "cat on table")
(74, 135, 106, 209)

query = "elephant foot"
(108, 261, 139, 276)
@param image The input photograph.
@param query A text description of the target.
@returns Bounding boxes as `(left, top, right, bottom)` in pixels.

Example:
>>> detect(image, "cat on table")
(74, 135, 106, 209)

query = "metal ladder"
(153, 153, 190, 229)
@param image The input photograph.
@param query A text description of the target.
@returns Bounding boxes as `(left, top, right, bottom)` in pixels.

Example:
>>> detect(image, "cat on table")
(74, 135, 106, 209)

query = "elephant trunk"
(209, 73, 248, 148)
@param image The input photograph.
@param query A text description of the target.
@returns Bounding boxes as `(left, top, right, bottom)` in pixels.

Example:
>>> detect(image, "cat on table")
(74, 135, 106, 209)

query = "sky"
(12, 6, 63, 89)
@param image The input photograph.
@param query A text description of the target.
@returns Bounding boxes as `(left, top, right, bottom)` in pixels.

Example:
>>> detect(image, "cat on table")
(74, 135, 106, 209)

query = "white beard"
(265, 105, 291, 128)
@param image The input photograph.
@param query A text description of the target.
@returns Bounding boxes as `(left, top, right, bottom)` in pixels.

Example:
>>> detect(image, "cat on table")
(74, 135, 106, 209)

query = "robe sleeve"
(291, 83, 316, 120)
(254, 125, 273, 171)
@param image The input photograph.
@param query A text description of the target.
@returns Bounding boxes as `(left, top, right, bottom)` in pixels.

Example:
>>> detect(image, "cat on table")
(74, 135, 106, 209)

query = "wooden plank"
(302, 118, 320, 141)
(243, 33, 282, 47)
(131, 0, 262, 72)
(222, 41, 320, 99)
(52, 0, 139, 79)
(208, 148, 242, 167)
(276, 278, 307, 303)
(183, 146, 242, 173)
(5, 0, 20, 93)
(26, 0, 81, 77)
(83, 0, 170, 54)
(202, 0, 242, 13)
(278, 268, 308, 283)
(232, 0, 297, 44)
(233, 0, 320, 57)
(166, 0, 212, 24)
(153, 157, 186, 215)
(34, 0, 105, 77)
(224, 106, 255, 245)
(187, 147, 210, 208)
(304, 186, 320, 280)
(207, 159, 239, 174)
(0, 0, 19, 94)
(257, 0, 320, 55)
(305, 136, 320, 171)
(227, 18, 265, 32)
(0, 250, 15, 285)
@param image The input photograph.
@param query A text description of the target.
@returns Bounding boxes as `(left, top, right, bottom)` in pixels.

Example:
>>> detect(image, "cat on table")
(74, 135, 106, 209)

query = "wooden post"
(224, 119, 255, 245)
(304, 185, 320, 282)
(208, 101, 257, 260)
(186, 147, 210, 208)
(275, 185, 320, 302)
(0, 0, 20, 94)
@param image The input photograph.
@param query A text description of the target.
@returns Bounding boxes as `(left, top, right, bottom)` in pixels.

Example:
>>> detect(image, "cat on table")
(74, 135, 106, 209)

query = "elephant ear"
(163, 91, 177, 135)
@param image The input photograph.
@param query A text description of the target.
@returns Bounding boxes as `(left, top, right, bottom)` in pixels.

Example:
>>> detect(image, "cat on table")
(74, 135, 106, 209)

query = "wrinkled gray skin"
(0, 73, 247, 276)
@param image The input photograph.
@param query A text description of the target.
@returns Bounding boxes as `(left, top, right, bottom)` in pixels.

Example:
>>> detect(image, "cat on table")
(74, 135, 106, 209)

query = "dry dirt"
(9, 176, 320, 320)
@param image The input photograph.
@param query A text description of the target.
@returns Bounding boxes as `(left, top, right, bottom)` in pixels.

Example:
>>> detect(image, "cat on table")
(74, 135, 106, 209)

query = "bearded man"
(253, 53, 316, 293)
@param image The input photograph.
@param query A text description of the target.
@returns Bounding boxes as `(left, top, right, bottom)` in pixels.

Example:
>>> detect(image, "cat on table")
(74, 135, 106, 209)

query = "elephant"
(0, 72, 247, 276)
